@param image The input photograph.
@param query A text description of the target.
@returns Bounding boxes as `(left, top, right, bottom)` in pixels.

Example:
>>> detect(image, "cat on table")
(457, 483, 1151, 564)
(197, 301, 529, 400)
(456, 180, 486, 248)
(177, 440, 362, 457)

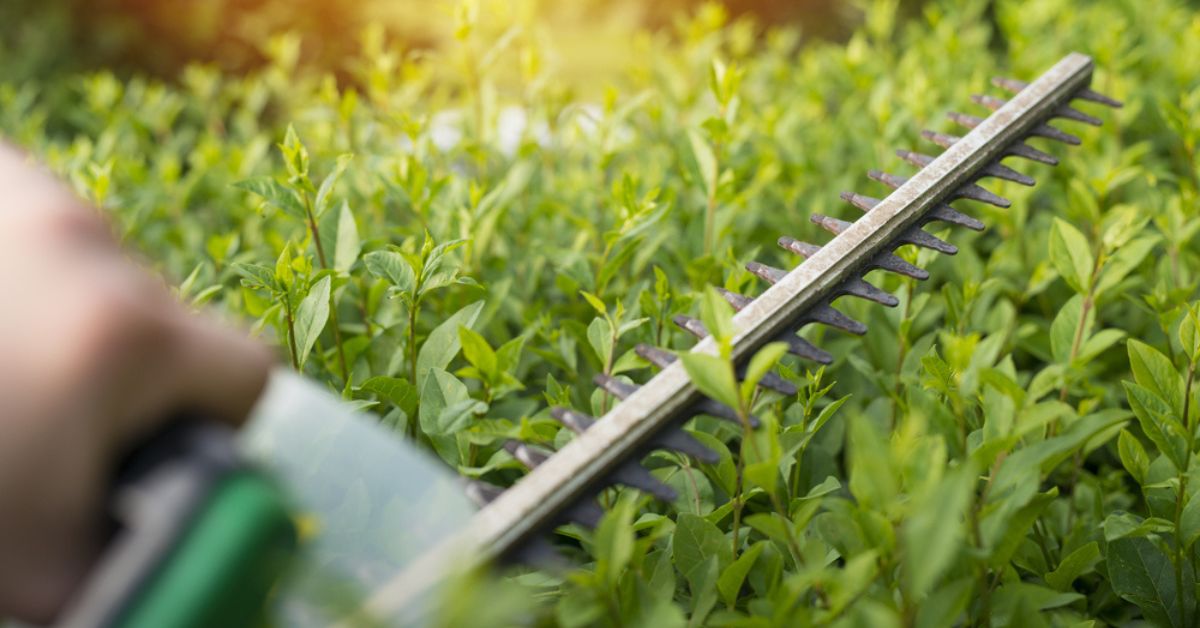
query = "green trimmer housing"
(58, 422, 297, 628)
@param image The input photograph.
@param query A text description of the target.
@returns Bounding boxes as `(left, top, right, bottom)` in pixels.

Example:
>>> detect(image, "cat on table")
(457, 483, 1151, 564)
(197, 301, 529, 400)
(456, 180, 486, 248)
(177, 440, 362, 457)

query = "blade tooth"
(873, 252, 929, 280)
(746, 261, 788, 284)
(810, 214, 853, 237)
(561, 498, 604, 528)
(635, 343, 676, 370)
(1075, 87, 1122, 108)
(610, 461, 677, 502)
(1005, 142, 1059, 165)
(556, 398, 718, 463)
(671, 316, 794, 395)
(804, 303, 868, 335)
(653, 428, 720, 464)
(778, 235, 821, 258)
(955, 182, 1011, 208)
(673, 314, 708, 339)
(807, 216, 928, 277)
(970, 93, 1007, 111)
(927, 204, 985, 231)
(715, 287, 754, 311)
(991, 76, 1029, 94)
(749, 370, 798, 396)
(896, 149, 935, 168)
(946, 112, 983, 131)
(840, 191, 881, 212)
(465, 480, 506, 507)
(899, 226, 958, 255)
(504, 440, 550, 468)
(868, 169, 908, 189)
(501, 536, 566, 569)
(646, 337, 796, 396)
(694, 397, 760, 427)
(773, 331, 834, 365)
(981, 161, 1036, 186)
(594, 373, 639, 400)
(1030, 122, 1081, 146)
(839, 277, 900, 307)
(921, 130, 959, 149)
(1055, 104, 1103, 126)
(550, 406, 595, 434)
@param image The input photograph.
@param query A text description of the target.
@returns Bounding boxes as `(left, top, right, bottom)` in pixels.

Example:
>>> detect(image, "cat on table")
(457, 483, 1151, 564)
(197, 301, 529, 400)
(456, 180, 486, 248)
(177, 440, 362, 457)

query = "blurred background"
(1, 0, 940, 84)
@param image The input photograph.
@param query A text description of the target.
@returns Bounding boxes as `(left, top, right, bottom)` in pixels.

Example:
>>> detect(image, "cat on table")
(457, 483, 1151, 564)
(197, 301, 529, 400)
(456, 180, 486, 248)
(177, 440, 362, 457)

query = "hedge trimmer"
(62, 52, 1118, 627)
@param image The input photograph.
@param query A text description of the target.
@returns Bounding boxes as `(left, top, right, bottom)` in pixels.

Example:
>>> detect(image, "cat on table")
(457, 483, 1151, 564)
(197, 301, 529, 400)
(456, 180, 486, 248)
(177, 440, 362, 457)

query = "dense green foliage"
(4, 0, 1200, 625)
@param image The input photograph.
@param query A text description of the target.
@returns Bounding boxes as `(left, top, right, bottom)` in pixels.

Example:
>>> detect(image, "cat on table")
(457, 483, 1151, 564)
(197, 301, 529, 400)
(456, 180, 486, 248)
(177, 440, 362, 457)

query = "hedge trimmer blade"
(349, 51, 1120, 622)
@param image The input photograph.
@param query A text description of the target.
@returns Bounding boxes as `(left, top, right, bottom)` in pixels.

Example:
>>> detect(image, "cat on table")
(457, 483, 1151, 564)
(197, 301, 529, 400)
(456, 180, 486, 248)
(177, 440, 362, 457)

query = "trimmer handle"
(57, 420, 296, 628)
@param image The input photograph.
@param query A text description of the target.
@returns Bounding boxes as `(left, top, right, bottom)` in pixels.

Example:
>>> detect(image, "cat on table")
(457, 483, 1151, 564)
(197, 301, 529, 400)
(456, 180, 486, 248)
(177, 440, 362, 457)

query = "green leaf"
(458, 325, 498, 382)
(1117, 429, 1151, 485)
(234, 177, 306, 217)
(279, 124, 310, 180)
(1044, 542, 1101, 591)
(743, 512, 793, 549)
(1049, 294, 1086, 364)
(679, 351, 740, 412)
(333, 202, 361, 273)
(717, 541, 763, 607)
(293, 276, 331, 368)
(915, 578, 973, 628)
(991, 582, 1083, 626)
(594, 498, 635, 587)
(579, 291, 607, 316)
(1124, 381, 1189, 471)
(688, 129, 718, 199)
(1180, 491, 1200, 551)
(419, 368, 475, 436)
(1077, 328, 1125, 363)
(360, 376, 418, 417)
(740, 341, 788, 402)
(231, 262, 277, 291)
(1179, 303, 1200, 363)
(688, 556, 719, 626)
(1094, 234, 1159, 298)
(672, 513, 732, 586)
(903, 465, 973, 598)
(586, 316, 614, 370)
(364, 250, 417, 295)
(1048, 217, 1094, 294)
(315, 153, 353, 217)
(847, 415, 897, 510)
(699, 286, 735, 347)
(1128, 339, 1185, 416)
(1102, 512, 1174, 542)
(1109, 536, 1194, 628)
(743, 412, 781, 494)
(416, 301, 486, 389)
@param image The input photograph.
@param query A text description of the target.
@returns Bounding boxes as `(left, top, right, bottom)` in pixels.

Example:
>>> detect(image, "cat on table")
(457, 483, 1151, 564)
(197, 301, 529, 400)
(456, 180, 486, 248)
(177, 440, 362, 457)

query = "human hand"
(0, 143, 273, 623)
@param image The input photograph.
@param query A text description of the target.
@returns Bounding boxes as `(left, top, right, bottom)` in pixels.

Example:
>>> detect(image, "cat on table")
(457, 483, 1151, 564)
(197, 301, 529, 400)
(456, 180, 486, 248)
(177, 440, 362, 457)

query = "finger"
(165, 311, 275, 428)
(64, 256, 273, 447)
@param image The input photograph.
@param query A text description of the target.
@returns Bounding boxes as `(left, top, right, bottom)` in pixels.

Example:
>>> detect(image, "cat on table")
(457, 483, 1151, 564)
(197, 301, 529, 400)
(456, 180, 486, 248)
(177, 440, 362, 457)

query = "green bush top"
(4, 0, 1200, 625)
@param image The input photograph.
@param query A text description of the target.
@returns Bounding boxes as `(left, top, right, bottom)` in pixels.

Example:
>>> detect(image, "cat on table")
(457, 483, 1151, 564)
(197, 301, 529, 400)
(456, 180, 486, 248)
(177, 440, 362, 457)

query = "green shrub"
(4, 0, 1200, 625)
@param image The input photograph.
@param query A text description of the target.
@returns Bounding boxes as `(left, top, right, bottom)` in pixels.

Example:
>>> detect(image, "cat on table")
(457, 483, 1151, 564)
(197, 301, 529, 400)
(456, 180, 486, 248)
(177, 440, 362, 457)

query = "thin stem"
(703, 133, 723, 258)
(283, 294, 300, 370)
(1058, 292, 1093, 404)
(891, 278, 915, 427)
(970, 460, 999, 627)
(731, 435, 745, 563)
(405, 301, 420, 381)
(1173, 361, 1196, 627)
(304, 195, 349, 383)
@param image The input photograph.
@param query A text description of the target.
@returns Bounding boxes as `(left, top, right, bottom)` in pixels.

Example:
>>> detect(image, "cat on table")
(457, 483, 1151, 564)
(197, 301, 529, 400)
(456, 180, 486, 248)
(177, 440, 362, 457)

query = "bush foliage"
(4, 0, 1200, 625)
